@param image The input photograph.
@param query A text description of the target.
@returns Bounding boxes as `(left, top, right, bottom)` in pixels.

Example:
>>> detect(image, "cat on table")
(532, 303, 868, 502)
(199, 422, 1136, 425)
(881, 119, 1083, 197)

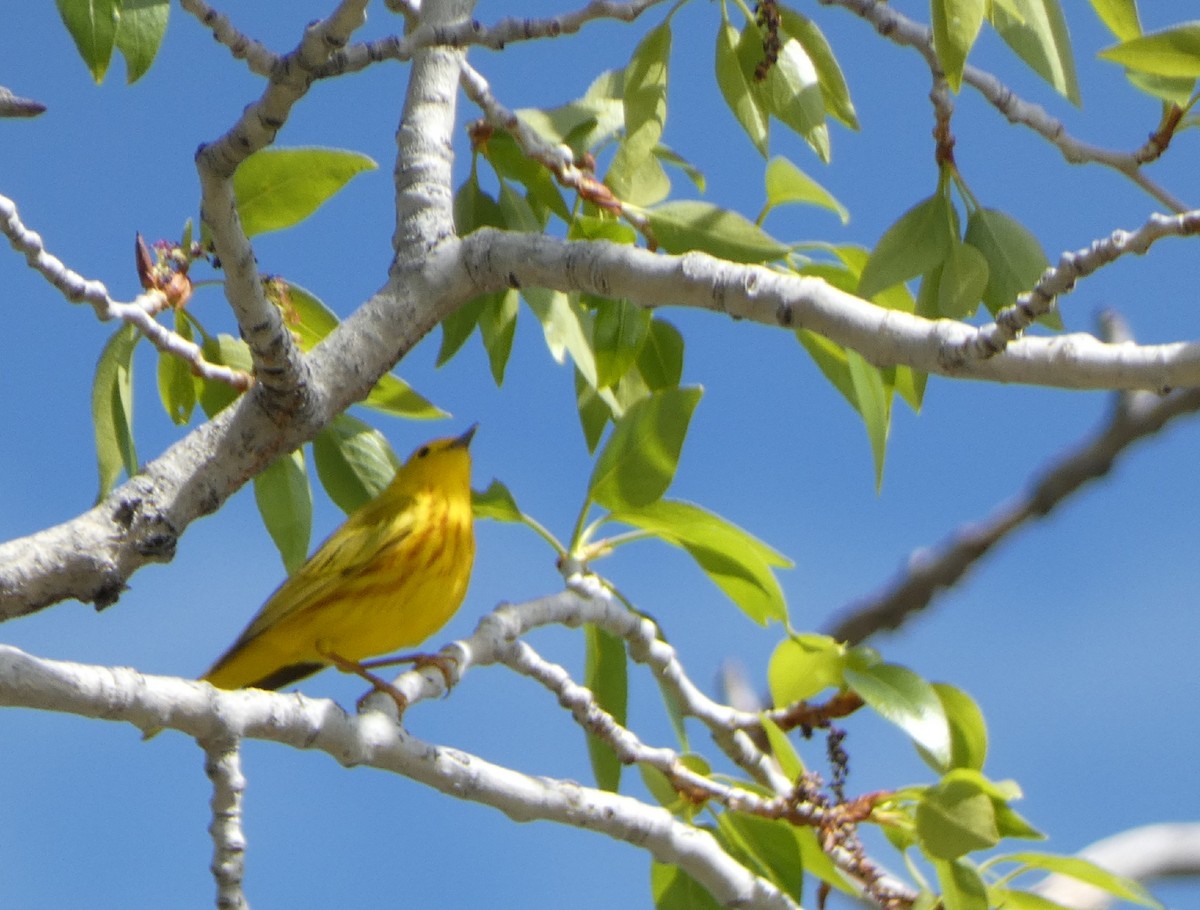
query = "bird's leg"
(357, 651, 460, 693)
(318, 648, 410, 716)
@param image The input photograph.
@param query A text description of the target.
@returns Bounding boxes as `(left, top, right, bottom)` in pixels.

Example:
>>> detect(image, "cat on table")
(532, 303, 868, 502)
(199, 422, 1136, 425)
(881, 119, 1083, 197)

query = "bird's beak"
(451, 424, 478, 449)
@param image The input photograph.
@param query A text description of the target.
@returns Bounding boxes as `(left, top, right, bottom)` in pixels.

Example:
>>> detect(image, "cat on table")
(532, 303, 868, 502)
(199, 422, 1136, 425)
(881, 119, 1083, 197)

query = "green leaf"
(568, 213, 639, 246)
(764, 156, 849, 224)
(56, 0, 119, 82)
(480, 131, 570, 223)
(114, 0, 168, 83)
(932, 0, 986, 91)
(1100, 22, 1200, 78)
(715, 19, 769, 156)
(156, 310, 196, 426)
(936, 859, 990, 910)
(588, 387, 702, 510)
(197, 334, 252, 417)
(516, 71, 626, 156)
(479, 288, 519, 385)
(760, 715, 805, 779)
(963, 207, 1049, 316)
(585, 623, 628, 792)
(453, 172, 505, 236)
(232, 147, 377, 237)
(608, 22, 672, 206)
(778, 8, 859, 130)
(991, 0, 1080, 104)
(281, 281, 445, 418)
(472, 478, 524, 522)
(651, 860, 724, 910)
(524, 288, 599, 388)
(994, 853, 1162, 908)
(917, 777, 1000, 859)
(845, 661, 952, 768)
(312, 414, 399, 515)
(92, 323, 140, 500)
(761, 39, 830, 161)
(254, 449, 313, 575)
(438, 294, 488, 366)
(858, 194, 954, 299)
(988, 888, 1075, 910)
(593, 298, 651, 388)
(1088, 0, 1140, 41)
(847, 350, 891, 490)
(715, 812, 806, 904)
(498, 180, 544, 233)
(648, 200, 790, 264)
(767, 634, 846, 704)
(938, 240, 990, 318)
(927, 682, 988, 772)
(608, 499, 791, 625)
(636, 318, 685, 390)
(361, 373, 448, 420)
(575, 368, 613, 453)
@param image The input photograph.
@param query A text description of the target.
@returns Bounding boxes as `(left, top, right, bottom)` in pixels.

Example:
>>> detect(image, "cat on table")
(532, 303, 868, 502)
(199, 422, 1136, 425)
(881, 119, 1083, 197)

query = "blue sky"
(1, 1, 1197, 907)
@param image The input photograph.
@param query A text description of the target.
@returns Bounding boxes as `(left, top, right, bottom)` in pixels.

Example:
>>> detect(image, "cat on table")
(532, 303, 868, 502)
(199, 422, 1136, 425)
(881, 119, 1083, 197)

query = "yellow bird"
(201, 425, 477, 696)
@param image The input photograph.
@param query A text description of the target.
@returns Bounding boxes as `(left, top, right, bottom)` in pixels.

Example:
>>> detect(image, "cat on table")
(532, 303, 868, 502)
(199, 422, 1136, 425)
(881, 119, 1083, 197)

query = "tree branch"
(204, 739, 249, 910)
(820, 0, 1190, 213)
(460, 230, 1200, 391)
(0, 643, 802, 910)
(824, 372, 1200, 644)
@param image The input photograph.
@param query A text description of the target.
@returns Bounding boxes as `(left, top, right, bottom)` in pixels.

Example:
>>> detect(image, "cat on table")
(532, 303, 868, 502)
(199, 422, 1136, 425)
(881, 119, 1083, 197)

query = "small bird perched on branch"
(201, 424, 478, 707)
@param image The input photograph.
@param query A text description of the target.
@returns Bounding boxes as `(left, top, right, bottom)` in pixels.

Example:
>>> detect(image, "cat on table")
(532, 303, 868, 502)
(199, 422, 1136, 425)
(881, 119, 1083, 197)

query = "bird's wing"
(225, 491, 417, 648)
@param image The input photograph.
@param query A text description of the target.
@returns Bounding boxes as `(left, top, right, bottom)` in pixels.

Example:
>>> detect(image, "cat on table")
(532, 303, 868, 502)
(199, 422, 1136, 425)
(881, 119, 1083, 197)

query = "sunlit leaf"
(761, 38, 829, 161)
(845, 661, 951, 768)
(92, 323, 139, 500)
(994, 853, 1162, 908)
(932, 0, 986, 91)
(991, 0, 1080, 104)
(1088, 0, 1139, 41)
(232, 147, 377, 237)
(114, 0, 168, 83)
(715, 18, 769, 156)
(56, 0, 118, 82)
(312, 414, 399, 515)
(588, 386, 702, 510)
(593, 297, 651, 389)
(936, 859, 989, 910)
(779, 8, 859, 129)
(156, 310, 195, 426)
(651, 860, 724, 910)
(609, 498, 791, 624)
(585, 624, 628, 792)
(472, 478, 525, 522)
(636, 318, 685, 390)
(648, 200, 790, 263)
(1100, 23, 1200, 78)
(764, 156, 849, 224)
(768, 634, 846, 704)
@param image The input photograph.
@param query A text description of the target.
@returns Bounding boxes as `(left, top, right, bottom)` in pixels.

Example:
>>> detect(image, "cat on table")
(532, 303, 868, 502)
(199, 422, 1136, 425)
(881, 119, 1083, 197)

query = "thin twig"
(824, 336, 1200, 644)
(949, 210, 1200, 363)
(0, 193, 251, 390)
(317, 0, 667, 77)
(820, 0, 1190, 212)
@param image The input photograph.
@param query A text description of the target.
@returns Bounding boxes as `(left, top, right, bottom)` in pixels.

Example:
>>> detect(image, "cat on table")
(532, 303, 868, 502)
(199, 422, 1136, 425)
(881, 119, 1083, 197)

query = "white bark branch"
(0, 642, 802, 910)
(820, 0, 1190, 212)
(204, 739, 249, 910)
(460, 230, 1200, 391)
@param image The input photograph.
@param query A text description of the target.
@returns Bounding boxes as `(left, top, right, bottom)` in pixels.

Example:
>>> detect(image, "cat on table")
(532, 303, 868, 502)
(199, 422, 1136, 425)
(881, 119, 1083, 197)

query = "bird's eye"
(416, 446, 431, 459)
